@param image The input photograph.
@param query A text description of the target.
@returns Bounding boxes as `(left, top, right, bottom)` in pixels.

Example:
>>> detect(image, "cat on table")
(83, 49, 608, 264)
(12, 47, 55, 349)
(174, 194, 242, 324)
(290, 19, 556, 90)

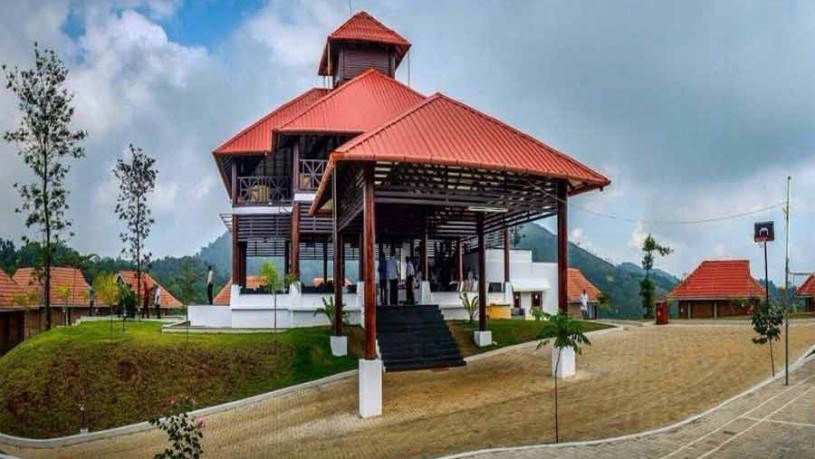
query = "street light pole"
(784, 176, 791, 386)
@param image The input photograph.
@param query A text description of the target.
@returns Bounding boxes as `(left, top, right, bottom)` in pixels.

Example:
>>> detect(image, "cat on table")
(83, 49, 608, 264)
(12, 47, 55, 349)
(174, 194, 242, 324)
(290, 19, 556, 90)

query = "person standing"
(387, 250, 400, 306)
(377, 252, 388, 305)
(405, 257, 416, 305)
(154, 284, 162, 319)
(580, 289, 589, 320)
(87, 284, 95, 317)
(142, 284, 151, 319)
(207, 266, 214, 305)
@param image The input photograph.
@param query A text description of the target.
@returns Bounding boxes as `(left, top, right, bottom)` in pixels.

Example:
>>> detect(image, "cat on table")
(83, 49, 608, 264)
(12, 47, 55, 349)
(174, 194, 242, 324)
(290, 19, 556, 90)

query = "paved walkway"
(3, 324, 815, 459)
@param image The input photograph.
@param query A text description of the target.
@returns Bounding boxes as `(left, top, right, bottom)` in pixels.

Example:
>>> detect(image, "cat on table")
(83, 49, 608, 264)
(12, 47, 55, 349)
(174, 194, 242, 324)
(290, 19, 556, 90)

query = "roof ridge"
(213, 88, 328, 153)
(277, 70, 423, 133)
(330, 11, 410, 45)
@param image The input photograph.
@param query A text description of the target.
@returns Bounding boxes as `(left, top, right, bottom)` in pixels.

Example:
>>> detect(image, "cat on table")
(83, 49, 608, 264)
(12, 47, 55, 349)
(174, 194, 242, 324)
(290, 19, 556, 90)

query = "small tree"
(114, 144, 157, 314)
(93, 273, 120, 334)
(751, 300, 783, 377)
(11, 291, 39, 336)
(596, 292, 611, 319)
(55, 285, 71, 326)
(314, 297, 349, 327)
(640, 234, 672, 318)
(459, 292, 479, 324)
(536, 312, 591, 443)
(259, 261, 282, 329)
(3, 44, 87, 330)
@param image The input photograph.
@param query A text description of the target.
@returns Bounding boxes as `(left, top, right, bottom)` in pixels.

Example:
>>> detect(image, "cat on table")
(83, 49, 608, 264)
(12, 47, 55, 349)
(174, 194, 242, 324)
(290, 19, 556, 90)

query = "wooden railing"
(237, 176, 291, 204)
(298, 160, 327, 191)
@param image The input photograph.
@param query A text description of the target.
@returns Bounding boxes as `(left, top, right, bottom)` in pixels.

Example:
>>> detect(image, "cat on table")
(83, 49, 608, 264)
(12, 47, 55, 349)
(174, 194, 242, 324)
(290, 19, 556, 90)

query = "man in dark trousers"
(377, 252, 388, 305)
(207, 266, 214, 305)
(405, 256, 416, 305)
(387, 249, 400, 306)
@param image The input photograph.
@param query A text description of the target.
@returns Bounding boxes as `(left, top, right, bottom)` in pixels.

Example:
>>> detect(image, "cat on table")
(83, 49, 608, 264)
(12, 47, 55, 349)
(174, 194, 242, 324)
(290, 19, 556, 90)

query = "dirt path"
(4, 324, 815, 459)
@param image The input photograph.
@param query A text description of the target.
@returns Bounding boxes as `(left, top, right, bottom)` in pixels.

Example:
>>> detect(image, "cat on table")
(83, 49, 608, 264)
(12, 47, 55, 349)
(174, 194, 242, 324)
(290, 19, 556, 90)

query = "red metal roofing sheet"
(13, 267, 92, 306)
(277, 69, 424, 136)
(796, 273, 815, 297)
(213, 276, 264, 306)
(667, 260, 766, 300)
(335, 91, 608, 179)
(118, 271, 183, 308)
(0, 269, 25, 308)
(568, 268, 601, 303)
(318, 11, 411, 76)
(213, 88, 330, 155)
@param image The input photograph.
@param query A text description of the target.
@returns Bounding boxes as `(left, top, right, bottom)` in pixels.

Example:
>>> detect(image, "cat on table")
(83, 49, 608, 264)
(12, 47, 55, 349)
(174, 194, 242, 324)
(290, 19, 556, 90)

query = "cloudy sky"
(0, 0, 812, 283)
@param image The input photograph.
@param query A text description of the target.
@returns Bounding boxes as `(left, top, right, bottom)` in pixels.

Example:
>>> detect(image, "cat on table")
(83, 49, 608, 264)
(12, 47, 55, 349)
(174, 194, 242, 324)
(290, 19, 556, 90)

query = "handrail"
(237, 176, 290, 204)
(298, 160, 327, 191)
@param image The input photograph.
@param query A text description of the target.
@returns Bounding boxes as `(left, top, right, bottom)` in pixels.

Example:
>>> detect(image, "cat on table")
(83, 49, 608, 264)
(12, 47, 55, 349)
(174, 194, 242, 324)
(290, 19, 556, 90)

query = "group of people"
(141, 283, 163, 319)
(377, 252, 417, 305)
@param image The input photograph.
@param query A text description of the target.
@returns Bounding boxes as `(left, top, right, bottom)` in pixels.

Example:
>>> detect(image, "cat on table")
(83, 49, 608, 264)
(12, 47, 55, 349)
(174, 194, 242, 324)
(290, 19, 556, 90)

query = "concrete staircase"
(376, 305, 465, 372)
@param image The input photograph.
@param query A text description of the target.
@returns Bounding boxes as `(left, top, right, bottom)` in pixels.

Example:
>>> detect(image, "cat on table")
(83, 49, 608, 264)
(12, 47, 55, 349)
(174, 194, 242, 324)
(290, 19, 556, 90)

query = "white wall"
(188, 306, 231, 327)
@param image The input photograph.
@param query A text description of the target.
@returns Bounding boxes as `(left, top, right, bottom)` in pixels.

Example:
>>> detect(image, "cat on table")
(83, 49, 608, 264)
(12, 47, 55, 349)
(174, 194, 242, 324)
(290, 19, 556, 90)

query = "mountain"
(512, 223, 678, 318)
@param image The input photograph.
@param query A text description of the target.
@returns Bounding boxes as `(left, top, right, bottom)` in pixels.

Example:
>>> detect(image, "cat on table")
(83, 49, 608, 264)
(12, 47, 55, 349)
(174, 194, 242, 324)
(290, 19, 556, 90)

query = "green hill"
(512, 223, 678, 318)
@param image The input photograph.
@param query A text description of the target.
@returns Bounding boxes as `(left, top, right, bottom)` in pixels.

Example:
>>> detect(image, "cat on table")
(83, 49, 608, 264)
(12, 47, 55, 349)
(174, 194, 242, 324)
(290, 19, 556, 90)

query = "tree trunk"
(43, 150, 52, 331)
(554, 347, 561, 443)
(769, 339, 775, 377)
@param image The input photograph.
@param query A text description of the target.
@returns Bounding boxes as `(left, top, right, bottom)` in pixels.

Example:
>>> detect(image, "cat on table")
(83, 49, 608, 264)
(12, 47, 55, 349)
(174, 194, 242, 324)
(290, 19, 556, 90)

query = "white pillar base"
(551, 345, 576, 379)
(330, 335, 348, 357)
(419, 281, 432, 304)
(358, 359, 383, 418)
(473, 330, 493, 348)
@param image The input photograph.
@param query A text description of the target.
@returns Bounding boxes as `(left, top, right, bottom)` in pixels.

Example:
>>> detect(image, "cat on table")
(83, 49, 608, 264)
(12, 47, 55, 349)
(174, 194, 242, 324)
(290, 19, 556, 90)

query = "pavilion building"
(795, 273, 815, 313)
(196, 11, 610, 417)
(667, 259, 765, 319)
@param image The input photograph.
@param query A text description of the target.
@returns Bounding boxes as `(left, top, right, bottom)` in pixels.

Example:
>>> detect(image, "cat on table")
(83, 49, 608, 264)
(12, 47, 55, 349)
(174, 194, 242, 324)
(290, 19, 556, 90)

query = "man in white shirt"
(154, 285, 162, 319)
(405, 257, 416, 305)
(207, 266, 214, 305)
(580, 289, 589, 320)
(387, 250, 400, 305)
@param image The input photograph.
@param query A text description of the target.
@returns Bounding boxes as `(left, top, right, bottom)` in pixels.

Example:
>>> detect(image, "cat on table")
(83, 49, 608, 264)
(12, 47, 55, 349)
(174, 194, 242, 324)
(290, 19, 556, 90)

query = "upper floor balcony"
(234, 159, 327, 206)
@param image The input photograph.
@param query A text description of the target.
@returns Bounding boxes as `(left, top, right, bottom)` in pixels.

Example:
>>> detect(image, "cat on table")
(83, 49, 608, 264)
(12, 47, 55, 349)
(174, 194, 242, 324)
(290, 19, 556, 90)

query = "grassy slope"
(0, 322, 362, 438)
(449, 319, 612, 356)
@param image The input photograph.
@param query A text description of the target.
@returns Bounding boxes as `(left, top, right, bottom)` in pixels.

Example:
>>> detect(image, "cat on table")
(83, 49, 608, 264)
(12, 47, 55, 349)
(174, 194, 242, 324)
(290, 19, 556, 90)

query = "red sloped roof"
(567, 268, 600, 303)
(318, 11, 411, 76)
(796, 273, 815, 297)
(0, 269, 26, 308)
(117, 271, 183, 308)
(311, 92, 610, 212)
(213, 276, 264, 306)
(668, 260, 766, 300)
(276, 69, 424, 137)
(213, 88, 330, 155)
(13, 267, 92, 306)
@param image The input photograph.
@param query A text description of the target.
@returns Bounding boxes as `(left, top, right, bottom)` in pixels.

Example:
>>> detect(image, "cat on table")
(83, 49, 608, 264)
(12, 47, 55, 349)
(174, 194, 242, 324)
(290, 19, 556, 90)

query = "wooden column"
(231, 215, 239, 285)
(503, 227, 510, 283)
(322, 240, 329, 286)
(291, 203, 300, 279)
(292, 141, 300, 193)
(421, 214, 429, 281)
(362, 163, 377, 360)
(358, 233, 364, 280)
(477, 213, 487, 332)
(231, 160, 238, 204)
(284, 240, 290, 275)
(332, 172, 344, 336)
(557, 180, 568, 314)
(239, 242, 247, 287)
(456, 237, 463, 284)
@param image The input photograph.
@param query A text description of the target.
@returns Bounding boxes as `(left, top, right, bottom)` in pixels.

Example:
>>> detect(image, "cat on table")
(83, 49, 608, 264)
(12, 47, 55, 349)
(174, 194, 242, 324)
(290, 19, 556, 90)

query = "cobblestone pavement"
(3, 324, 815, 459)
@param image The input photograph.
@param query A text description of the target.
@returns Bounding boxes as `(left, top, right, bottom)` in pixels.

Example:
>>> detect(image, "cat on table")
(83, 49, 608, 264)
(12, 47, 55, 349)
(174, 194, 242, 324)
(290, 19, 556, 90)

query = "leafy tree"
(114, 144, 157, 310)
(314, 297, 349, 327)
(0, 238, 16, 273)
(535, 311, 591, 443)
(93, 273, 120, 333)
(259, 261, 282, 329)
(459, 292, 479, 324)
(596, 291, 611, 319)
(510, 226, 525, 248)
(3, 44, 87, 330)
(639, 234, 672, 318)
(171, 257, 199, 306)
(751, 300, 783, 377)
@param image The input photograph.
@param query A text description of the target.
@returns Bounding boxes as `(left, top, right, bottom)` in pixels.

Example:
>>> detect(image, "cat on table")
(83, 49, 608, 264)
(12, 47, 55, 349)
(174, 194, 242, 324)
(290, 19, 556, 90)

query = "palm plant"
(259, 261, 283, 330)
(459, 292, 479, 324)
(536, 311, 592, 443)
(314, 297, 349, 328)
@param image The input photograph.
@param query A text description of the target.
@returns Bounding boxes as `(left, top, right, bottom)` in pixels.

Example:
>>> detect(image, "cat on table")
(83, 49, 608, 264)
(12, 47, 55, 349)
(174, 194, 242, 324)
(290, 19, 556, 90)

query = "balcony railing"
(237, 176, 291, 205)
(298, 160, 327, 191)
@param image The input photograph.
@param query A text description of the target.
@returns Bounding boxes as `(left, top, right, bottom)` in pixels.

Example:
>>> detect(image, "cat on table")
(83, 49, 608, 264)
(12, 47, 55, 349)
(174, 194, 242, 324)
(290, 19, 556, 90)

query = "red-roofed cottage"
(12, 267, 111, 326)
(667, 260, 765, 319)
(795, 273, 815, 312)
(117, 271, 184, 310)
(0, 269, 28, 355)
(200, 11, 610, 416)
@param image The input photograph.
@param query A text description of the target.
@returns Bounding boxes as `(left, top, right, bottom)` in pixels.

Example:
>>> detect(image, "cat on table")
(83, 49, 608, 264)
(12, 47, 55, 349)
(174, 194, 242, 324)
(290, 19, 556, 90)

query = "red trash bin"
(655, 300, 669, 325)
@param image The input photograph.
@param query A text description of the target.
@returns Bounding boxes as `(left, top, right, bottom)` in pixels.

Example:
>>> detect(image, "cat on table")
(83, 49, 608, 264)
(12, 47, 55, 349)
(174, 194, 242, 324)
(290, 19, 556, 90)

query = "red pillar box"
(655, 300, 669, 325)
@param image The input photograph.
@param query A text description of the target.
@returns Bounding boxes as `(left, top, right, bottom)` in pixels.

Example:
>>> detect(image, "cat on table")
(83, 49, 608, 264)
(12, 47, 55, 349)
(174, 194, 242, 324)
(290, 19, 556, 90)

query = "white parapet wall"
(188, 305, 232, 327)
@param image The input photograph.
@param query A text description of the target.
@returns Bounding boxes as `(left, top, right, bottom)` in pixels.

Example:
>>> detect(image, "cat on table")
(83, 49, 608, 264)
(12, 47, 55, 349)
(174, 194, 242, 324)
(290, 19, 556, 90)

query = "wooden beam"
(457, 237, 463, 284)
(503, 226, 510, 283)
(477, 213, 487, 332)
(291, 203, 301, 279)
(333, 171, 343, 338)
(363, 163, 377, 360)
(231, 160, 238, 205)
(421, 213, 429, 282)
(292, 140, 300, 193)
(557, 180, 568, 314)
(232, 215, 239, 285)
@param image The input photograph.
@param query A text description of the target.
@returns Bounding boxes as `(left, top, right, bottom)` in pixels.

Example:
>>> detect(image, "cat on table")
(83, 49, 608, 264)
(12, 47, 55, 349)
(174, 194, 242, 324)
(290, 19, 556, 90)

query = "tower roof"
(276, 69, 424, 139)
(667, 260, 766, 300)
(318, 11, 411, 76)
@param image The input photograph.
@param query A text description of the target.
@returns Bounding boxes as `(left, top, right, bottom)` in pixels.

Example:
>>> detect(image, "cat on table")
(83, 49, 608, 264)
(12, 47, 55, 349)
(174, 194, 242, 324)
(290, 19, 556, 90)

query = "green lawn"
(0, 321, 363, 438)
(449, 319, 613, 356)
(0, 318, 611, 439)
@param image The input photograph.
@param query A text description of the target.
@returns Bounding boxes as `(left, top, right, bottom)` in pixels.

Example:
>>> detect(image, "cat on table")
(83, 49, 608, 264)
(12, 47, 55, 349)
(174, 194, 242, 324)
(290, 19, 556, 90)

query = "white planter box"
(551, 345, 576, 379)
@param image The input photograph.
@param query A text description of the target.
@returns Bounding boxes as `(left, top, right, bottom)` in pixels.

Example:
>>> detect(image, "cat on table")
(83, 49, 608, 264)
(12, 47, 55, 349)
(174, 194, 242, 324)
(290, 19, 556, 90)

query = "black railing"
(238, 176, 291, 204)
(298, 160, 327, 191)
